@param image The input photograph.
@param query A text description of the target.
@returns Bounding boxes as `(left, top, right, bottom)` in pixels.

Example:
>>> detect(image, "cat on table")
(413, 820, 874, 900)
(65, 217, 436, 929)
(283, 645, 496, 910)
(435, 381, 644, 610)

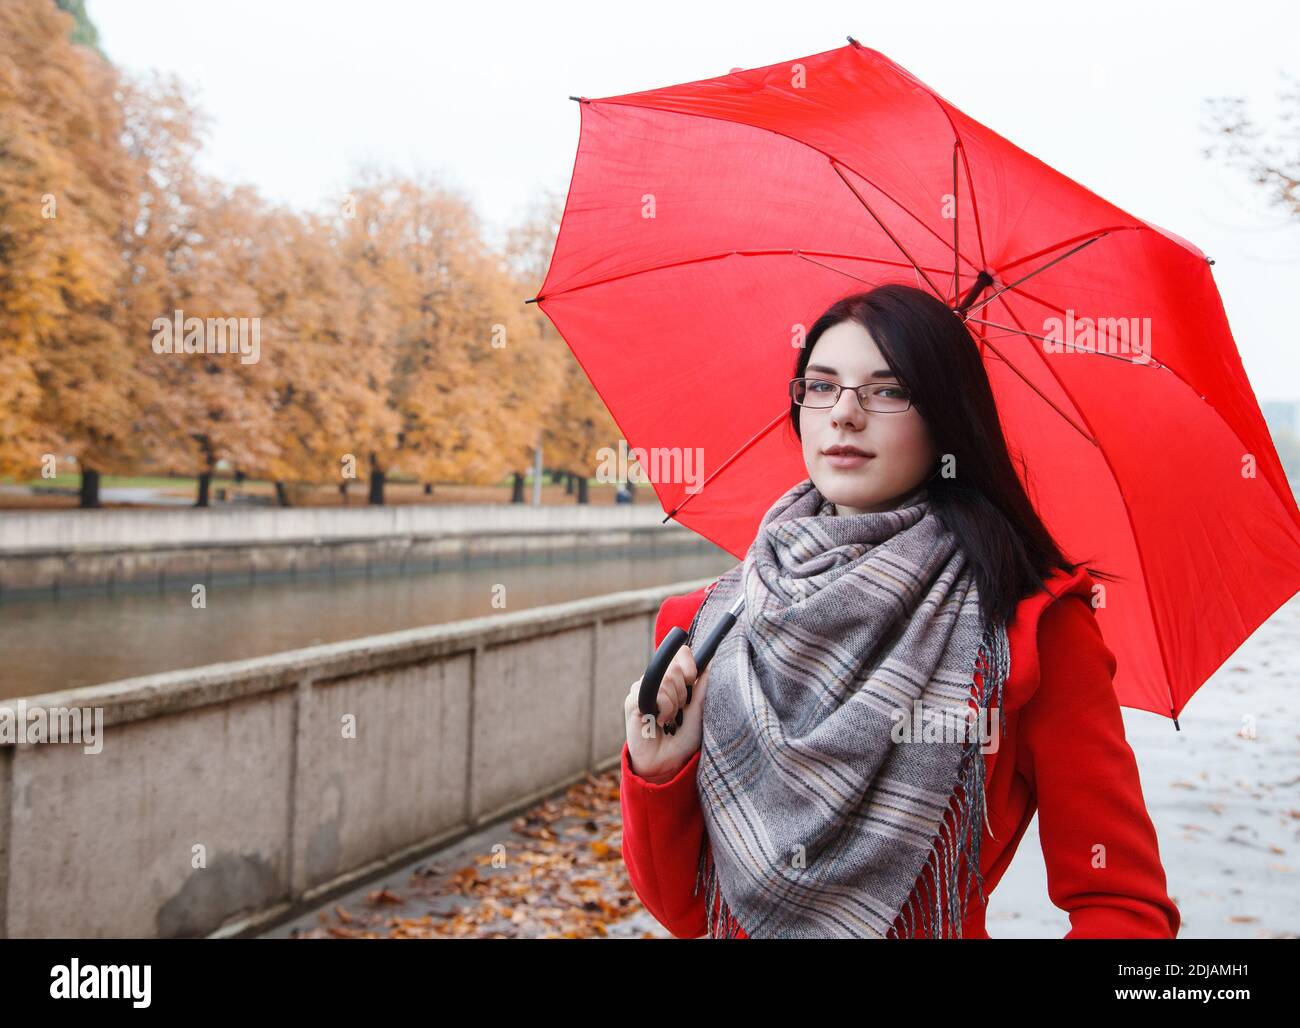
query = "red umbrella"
(532, 38, 1300, 722)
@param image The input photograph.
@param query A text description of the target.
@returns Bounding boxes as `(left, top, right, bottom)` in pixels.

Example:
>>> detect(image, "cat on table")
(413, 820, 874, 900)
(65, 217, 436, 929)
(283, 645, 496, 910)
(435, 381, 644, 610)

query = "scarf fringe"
(693, 819, 749, 939)
(692, 619, 1009, 940)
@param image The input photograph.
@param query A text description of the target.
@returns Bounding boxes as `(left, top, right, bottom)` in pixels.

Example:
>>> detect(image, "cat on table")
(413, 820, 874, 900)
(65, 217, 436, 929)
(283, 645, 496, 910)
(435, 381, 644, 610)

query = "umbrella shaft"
(957, 270, 994, 313)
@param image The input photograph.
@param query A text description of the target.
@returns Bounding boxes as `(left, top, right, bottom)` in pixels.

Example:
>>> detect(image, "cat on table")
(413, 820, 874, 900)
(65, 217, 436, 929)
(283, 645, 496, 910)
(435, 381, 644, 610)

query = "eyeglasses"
(789, 377, 914, 413)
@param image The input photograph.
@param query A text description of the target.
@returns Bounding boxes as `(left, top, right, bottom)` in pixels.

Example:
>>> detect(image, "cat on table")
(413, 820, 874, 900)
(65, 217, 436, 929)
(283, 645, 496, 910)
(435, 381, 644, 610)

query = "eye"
(877, 385, 909, 399)
(808, 380, 836, 392)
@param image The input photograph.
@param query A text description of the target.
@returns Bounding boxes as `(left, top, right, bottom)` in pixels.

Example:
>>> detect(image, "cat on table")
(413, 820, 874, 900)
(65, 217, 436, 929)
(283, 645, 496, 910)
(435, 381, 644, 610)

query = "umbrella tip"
(1207, 257, 1215, 265)
(569, 95, 590, 104)
(846, 35, 862, 47)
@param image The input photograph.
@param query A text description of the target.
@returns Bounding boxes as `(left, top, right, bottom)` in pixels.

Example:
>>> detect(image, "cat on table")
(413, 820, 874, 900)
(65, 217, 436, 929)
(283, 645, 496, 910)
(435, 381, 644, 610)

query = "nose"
(831, 386, 866, 429)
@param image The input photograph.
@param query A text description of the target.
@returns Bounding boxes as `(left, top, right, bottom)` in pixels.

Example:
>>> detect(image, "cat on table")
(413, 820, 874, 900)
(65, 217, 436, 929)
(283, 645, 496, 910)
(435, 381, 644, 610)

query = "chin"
(814, 478, 881, 509)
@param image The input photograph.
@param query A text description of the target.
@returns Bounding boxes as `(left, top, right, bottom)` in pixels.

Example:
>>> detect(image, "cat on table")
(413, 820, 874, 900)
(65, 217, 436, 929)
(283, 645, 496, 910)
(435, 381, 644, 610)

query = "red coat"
(620, 564, 1181, 938)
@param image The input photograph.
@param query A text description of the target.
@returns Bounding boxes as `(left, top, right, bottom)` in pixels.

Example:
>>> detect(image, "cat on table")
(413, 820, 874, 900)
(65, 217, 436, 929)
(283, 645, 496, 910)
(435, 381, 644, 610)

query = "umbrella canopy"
(534, 38, 1300, 720)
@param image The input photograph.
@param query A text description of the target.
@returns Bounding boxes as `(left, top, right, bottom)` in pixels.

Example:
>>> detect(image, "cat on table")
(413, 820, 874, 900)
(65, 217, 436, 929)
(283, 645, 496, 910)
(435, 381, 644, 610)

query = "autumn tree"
(257, 203, 400, 503)
(0, 0, 138, 504)
(331, 169, 562, 503)
(115, 72, 282, 506)
(508, 189, 620, 503)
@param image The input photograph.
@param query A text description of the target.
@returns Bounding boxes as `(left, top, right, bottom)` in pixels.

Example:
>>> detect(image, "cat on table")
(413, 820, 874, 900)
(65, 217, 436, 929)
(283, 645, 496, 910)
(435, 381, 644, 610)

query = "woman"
(619, 283, 1180, 939)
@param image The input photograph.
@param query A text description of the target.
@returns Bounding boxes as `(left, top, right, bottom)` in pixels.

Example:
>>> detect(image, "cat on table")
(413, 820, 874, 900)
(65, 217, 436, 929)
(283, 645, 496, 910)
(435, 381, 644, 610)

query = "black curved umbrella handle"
(638, 594, 745, 717)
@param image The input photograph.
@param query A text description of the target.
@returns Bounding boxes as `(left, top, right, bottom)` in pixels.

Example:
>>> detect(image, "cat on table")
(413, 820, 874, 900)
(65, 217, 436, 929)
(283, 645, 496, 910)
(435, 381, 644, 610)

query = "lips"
(822, 445, 874, 457)
(822, 445, 874, 470)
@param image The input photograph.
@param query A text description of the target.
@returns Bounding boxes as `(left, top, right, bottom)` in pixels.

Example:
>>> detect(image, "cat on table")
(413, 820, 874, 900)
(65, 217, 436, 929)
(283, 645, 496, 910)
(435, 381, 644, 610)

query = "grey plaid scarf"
(687, 476, 1010, 938)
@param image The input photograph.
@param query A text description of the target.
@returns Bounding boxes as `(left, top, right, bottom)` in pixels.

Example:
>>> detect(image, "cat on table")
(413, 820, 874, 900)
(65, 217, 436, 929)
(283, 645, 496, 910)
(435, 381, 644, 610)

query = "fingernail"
(675, 708, 684, 727)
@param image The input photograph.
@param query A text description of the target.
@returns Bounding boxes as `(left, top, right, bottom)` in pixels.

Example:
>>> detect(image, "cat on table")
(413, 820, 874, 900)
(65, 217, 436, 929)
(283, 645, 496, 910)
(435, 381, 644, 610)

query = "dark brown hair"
(788, 282, 1118, 627)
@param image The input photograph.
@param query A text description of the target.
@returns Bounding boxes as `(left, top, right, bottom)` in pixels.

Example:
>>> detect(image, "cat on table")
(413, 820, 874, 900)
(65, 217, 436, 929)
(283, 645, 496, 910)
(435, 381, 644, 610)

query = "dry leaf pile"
(290, 767, 662, 939)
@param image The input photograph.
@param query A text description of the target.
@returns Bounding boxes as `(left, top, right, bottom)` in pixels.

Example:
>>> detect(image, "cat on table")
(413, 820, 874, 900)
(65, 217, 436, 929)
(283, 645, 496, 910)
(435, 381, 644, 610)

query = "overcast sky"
(86, 0, 1300, 399)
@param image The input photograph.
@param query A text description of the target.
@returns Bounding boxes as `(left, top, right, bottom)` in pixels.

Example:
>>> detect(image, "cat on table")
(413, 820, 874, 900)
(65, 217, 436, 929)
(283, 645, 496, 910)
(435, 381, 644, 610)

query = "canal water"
(0, 546, 737, 700)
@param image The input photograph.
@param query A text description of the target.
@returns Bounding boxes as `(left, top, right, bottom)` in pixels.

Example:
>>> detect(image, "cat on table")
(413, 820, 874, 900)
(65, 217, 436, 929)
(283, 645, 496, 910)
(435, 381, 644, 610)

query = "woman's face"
(798, 319, 940, 515)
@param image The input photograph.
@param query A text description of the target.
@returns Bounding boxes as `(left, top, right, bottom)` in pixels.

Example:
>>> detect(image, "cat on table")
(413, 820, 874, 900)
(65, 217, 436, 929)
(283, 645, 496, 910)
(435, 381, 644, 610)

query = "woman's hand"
(624, 644, 711, 783)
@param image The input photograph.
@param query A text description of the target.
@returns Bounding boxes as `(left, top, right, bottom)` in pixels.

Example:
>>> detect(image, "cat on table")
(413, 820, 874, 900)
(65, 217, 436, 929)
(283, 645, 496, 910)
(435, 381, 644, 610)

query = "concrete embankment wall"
(0, 577, 717, 938)
(0, 505, 700, 598)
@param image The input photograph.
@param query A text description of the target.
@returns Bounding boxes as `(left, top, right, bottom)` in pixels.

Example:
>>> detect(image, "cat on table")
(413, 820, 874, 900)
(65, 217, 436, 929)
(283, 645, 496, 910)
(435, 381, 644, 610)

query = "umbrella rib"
(963, 233, 1110, 319)
(964, 316, 1172, 372)
(971, 305, 989, 361)
(829, 160, 945, 301)
(659, 408, 791, 524)
(965, 331, 1099, 446)
(886, 58, 989, 269)
(977, 282, 1175, 366)
(534, 248, 951, 302)
(997, 225, 1145, 274)
(992, 282, 1191, 377)
(953, 136, 988, 270)
(991, 292, 1181, 718)
(951, 142, 960, 303)
(795, 252, 952, 286)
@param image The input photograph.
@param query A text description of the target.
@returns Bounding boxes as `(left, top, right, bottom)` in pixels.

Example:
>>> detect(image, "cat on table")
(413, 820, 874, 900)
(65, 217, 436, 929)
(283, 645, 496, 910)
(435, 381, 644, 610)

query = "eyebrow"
(806, 364, 896, 379)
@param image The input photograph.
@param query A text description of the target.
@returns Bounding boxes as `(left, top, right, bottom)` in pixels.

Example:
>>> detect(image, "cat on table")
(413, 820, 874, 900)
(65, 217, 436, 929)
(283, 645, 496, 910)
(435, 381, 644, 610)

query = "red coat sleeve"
(1019, 593, 1181, 938)
(620, 742, 709, 938)
(619, 585, 714, 938)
